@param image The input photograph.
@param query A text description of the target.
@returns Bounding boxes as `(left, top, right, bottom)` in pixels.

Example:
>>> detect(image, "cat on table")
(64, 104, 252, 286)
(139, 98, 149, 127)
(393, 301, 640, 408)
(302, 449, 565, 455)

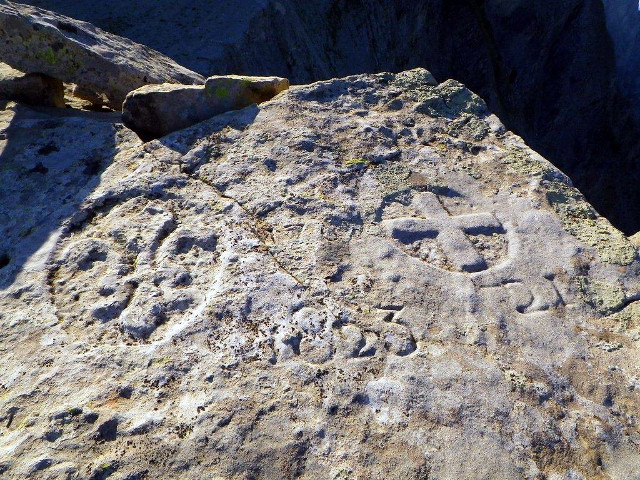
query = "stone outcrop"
(22, 0, 640, 235)
(0, 62, 64, 108)
(122, 76, 289, 140)
(1, 69, 640, 478)
(0, 2, 204, 109)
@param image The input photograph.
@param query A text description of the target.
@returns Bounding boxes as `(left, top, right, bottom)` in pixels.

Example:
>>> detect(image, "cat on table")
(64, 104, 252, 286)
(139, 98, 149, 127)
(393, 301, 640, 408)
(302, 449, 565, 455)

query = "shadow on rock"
(0, 101, 261, 291)
(0, 100, 123, 289)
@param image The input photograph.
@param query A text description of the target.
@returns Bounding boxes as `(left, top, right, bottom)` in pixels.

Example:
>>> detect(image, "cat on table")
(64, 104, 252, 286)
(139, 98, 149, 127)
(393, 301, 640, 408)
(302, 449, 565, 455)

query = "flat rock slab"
(0, 2, 204, 109)
(2, 69, 640, 478)
(122, 75, 289, 140)
(0, 62, 64, 107)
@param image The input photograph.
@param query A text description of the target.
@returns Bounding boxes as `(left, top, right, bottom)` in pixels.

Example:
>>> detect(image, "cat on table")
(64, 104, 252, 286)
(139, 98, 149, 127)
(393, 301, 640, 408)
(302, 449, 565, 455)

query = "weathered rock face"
(1, 69, 640, 479)
(0, 2, 204, 109)
(0, 62, 64, 108)
(122, 76, 289, 140)
(22, 0, 640, 235)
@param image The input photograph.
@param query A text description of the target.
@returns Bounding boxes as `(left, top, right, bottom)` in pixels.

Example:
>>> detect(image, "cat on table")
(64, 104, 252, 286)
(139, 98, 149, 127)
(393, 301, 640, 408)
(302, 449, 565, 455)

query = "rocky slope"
(22, 0, 640, 235)
(1, 69, 640, 479)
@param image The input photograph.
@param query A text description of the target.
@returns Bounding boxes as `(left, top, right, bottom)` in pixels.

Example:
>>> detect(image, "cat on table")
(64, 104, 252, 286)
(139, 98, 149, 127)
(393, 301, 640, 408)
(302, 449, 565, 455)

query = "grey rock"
(122, 75, 289, 140)
(1, 69, 640, 478)
(0, 2, 203, 109)
(0, 62, 64, 108)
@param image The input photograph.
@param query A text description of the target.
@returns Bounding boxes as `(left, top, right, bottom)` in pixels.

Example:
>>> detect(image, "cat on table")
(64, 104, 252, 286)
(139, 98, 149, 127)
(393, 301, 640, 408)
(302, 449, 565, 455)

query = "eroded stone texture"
(0, 2, 204, 109)
(1, 70, 640, 479)
(122, 76, 289, 140)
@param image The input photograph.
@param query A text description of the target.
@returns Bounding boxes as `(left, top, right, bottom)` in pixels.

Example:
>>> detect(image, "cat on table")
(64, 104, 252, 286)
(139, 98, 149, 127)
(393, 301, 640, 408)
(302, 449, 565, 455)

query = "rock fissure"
(194, 173, 306, 288)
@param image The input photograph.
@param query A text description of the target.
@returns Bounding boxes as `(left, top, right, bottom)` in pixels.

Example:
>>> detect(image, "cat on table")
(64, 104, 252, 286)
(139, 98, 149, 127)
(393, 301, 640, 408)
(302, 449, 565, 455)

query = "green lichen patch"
(214, 86, 231, 99)
(447, 113, 489, 141)
(546, 181, 636, 266)
(501, 146, 637, 266)
(415, 79, 488, 118)
(37, 47, 58, 65)
(205, 83, 231, 100)
(391, 68, 437, 90)
(501, 145, 551, 177)
(373, 163, 412, 195)
(32, 42, 81, 74)
(609, 301, 640, 330)
(577, 276, 626, 315)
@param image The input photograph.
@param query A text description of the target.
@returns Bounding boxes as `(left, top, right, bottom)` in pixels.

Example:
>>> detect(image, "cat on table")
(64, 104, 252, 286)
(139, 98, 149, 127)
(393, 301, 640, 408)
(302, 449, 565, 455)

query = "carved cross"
(383, 192, 504, 272)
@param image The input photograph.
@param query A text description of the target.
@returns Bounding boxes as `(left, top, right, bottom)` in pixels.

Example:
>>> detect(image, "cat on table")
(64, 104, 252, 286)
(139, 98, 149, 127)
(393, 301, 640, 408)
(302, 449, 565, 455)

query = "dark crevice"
(0, 254, 10, 270)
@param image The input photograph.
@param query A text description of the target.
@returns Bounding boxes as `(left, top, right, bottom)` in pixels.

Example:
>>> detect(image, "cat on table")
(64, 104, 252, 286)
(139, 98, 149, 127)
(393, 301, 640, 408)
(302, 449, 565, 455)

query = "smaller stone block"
(122, 75, 289, 140)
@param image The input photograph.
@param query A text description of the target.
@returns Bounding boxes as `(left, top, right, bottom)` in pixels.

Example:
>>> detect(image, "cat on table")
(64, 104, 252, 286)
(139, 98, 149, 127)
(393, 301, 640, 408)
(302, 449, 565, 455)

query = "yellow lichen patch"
(608, 301, 640, 331)
(344, 157, 370, 168)
(546, 181, 636, 266)
(577, 276, 627, 315)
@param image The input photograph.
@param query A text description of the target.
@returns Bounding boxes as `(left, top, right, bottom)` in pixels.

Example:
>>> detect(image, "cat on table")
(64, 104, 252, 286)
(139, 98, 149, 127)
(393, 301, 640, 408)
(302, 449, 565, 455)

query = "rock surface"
(22, 0, 640, 235)
(0, 62, 64, 108)
(2, 69, 640, 478)
(122, 76, 289, 140)
(0, 2, 204, 109)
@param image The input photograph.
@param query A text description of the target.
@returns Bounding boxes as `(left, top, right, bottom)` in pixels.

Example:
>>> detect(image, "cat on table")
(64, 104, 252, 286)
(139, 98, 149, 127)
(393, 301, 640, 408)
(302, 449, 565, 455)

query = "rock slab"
(0, 1, 204, 109)
(122, 75, 289, 140)
(1, 69, 640, 478)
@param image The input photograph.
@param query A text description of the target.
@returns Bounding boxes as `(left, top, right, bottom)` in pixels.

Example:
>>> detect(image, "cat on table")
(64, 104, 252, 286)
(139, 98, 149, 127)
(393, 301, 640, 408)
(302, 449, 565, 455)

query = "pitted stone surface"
(1, 70, 640, 479)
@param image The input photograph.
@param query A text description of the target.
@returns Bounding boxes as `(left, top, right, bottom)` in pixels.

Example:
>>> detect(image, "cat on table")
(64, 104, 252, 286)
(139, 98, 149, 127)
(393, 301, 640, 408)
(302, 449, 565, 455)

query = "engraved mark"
(383, 192, 504, 272)
(506, 279, 564, 314)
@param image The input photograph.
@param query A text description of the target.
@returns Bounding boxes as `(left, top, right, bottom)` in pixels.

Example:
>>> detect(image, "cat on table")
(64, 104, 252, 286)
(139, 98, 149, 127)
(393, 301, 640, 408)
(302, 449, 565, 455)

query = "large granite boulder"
(122, 76, 289, 140)
(1, 69, 640, 478)
(0, 2, 204, 109)
(0, 62, 64, 108)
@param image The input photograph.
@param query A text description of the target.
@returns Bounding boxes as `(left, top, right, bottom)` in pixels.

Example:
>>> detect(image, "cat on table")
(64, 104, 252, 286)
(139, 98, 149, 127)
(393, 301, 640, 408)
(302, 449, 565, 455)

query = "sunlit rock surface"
(22, 0, 640, 236)
(1, 69, 640, 479)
